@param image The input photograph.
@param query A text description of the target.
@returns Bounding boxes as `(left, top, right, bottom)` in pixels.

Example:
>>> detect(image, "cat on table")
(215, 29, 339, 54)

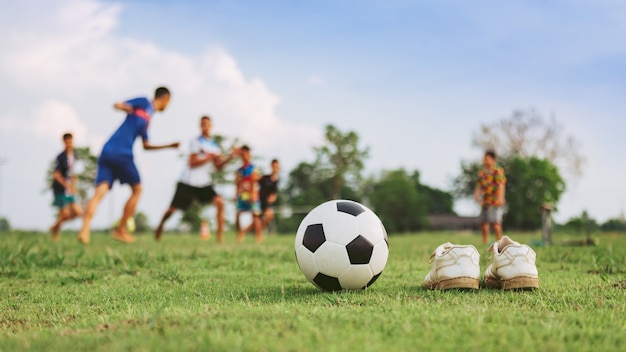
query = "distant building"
(427, 214, 481, 231)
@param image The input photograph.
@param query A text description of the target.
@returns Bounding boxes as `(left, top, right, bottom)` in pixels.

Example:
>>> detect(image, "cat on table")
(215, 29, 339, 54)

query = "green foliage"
(134, 211, 151, 233)
(505, 157, 566, 230)
(413, 171, 455, 215)
(601, 218, 626, 233)
(0, 217, 9, 232)
(369, 169, 427, 232)
(561, 211, 599, 233)
(1, 232, 625, 351)
(558, 212, 626, 234)
(314, 124, 369, 199)
(209, 133, 239, 184)
(452, 160, 482, 198)
(280, 125, 368, 233)
(180, 202, 202, 232)
(74, 147, 98, 203)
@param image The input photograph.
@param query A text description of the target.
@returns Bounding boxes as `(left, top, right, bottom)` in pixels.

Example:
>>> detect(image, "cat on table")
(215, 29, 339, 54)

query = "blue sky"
(0, 0, 625, 230)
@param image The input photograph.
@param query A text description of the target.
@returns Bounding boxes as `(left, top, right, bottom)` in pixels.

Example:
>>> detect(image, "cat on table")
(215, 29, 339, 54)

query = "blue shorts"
(53, 193, 76, 209)
(237, 198, 261, 216)
(95, 154, 140, 187)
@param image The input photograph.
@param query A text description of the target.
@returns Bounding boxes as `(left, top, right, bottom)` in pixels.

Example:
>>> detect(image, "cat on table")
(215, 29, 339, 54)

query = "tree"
(280, 161, 363, 233)
(0, 217, 10, 232)
(562, 211, 599, 234)
(181, 202, 203, 232)
(134, 211, 151, 233)
(314, 125, 369, 199)
(412, 171, 455, 215)
(45, 146, 97, 206)
(600, 218, 626, 233)
(369, 169, 427, 232)
(504, 157, 566, 230)
(472, 109, 585, 177)
(280, 126, 368, 234)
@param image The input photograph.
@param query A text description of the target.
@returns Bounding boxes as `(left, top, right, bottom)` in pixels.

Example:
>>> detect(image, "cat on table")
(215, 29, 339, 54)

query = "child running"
(235, 145, 262, 243)
(49, 133, 83, 241)
(77, 87, 179, 244)
(155, 115, 237, 243)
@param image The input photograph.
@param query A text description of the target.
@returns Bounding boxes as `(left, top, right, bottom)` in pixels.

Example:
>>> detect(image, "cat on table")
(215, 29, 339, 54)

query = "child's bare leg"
(262, 208, 275, 231)
(69, 203, 83, 219)
(253, 215, 263, 243)
(50, 208, 69, 241)
(114, 184, 141, 243)
(480, 222, 490, 244)
(78, 182, 110, 244)
(213, 196, 225, 243)
(492, 223, 503, 241)
(155, 206, 176, 241)
(236, 211, 246, 243)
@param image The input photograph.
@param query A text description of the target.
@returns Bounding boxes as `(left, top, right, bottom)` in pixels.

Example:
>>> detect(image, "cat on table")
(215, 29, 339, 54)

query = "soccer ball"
(294, 200, 389, 291)
(113, 217, 136, 233)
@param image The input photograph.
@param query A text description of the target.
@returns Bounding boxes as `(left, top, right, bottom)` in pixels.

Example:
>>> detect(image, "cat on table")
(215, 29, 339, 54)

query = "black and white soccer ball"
(295, 200, 389, 291)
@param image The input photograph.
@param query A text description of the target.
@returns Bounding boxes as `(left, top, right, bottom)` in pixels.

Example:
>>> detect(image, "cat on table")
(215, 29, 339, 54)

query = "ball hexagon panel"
(345, 235, 374, 264)
(314, 242, 351, 278)
(313, 273, 342, 292)
(369, 241, 389, 275)
(336, 201, 365, 217)
(338, 265, 373, 290)
(295, 245, 319, 280)
(302, 223, 326, 253)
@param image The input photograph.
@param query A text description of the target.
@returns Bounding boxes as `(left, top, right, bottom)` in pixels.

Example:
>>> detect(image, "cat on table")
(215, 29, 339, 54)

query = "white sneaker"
(423, 243, 480, 290)
(484, 236, 539, 290)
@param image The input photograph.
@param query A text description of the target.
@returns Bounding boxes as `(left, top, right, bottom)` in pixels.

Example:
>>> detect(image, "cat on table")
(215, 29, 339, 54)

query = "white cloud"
(0, 0, 321, 230)
(32, 99, 88, 144)
(307, 74, 326, 87)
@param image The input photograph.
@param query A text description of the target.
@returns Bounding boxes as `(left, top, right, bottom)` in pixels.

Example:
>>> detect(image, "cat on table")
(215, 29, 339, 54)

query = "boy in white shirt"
(155, 116, 236, 243)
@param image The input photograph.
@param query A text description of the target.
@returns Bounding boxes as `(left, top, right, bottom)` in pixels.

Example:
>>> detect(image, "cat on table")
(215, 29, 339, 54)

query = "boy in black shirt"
(49, 133, 83, 241)
(259, 159, 280, 231)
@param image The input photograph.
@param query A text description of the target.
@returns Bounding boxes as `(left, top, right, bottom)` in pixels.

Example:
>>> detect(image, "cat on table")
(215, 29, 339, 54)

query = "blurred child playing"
(235, 145, 262, 243)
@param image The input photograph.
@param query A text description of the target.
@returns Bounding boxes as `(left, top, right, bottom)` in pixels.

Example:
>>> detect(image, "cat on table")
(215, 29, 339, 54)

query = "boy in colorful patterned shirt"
(474, 150, 507, 244)
(235, 145, 262, 243)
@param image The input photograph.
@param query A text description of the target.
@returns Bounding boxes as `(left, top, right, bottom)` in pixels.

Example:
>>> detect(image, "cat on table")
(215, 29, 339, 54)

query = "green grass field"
(1, 231, 625, 351)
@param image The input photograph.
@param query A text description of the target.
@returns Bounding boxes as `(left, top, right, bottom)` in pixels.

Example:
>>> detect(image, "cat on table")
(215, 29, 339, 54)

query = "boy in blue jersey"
(235, 145, 263, 243)
(155, 115, 237, 243)
(49, 133, 83, 241)
(77, 87, 179, 245)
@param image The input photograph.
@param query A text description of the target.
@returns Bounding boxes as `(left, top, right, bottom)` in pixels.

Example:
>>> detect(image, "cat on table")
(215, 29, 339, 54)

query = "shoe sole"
(485, 276, 539, 290)
(425, 277, 479, 290)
